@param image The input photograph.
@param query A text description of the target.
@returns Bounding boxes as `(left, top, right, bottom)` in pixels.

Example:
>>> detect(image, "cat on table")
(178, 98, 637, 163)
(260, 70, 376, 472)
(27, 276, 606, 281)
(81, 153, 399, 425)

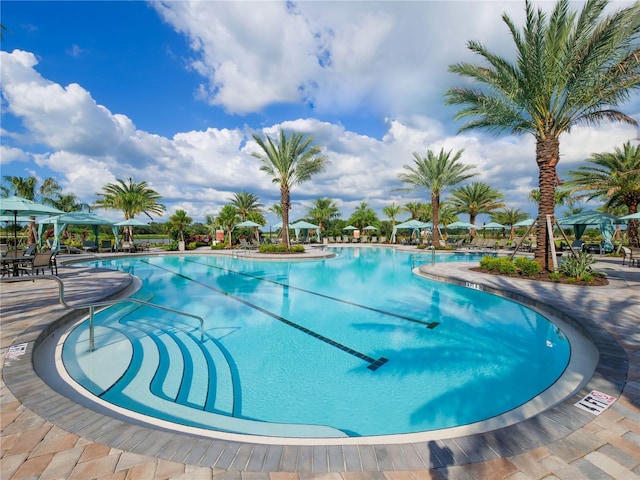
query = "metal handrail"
(1, 275, 205, 351)
(410, 246, 436, 270)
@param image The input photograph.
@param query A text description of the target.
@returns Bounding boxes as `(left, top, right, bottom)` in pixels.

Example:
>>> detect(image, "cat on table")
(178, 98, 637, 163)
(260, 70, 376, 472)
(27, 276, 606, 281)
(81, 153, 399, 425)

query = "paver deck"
(1, 246, 639, 479)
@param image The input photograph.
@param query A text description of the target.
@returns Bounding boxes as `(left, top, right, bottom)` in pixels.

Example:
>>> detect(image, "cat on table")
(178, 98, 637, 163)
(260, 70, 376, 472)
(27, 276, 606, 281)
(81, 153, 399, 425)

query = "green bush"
(479, 256, 501, 270)
(513, 257, 541, 276)
(186, 241, 197, 250)
(498, 259, 518, 274)
(210, 243, 227, 250)
(258, 243, 305, 254)
(559, 251, 595, 280)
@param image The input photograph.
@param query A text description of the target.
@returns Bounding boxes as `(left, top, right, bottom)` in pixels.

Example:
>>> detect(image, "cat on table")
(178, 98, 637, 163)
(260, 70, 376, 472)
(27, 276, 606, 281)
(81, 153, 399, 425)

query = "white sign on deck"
(574, 390, 617, 415)
(6, 343, 28, 359)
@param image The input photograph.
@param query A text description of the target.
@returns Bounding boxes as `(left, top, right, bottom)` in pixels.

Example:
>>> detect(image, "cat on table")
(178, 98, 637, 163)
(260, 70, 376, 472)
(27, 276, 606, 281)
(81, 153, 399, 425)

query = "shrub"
(258, 243, 305, 254)
(210, 243, 227, 250)
(479, 256, 501, 270)
(186, 241, 197, 250)
(498, 259, 518, 275)
(549, 272, 562, 280)
(559, 251, 595, 280)
(513, 257, 541, 276)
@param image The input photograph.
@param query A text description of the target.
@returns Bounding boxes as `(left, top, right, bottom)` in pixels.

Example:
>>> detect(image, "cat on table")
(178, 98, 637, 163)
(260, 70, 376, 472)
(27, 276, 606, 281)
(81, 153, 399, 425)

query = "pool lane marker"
(140, 260, 389, 371)
(184, 258, 438, 329)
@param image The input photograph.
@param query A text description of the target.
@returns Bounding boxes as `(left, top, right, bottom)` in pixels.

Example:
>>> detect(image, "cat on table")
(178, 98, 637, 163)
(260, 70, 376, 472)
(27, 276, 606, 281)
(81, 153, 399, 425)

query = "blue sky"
(1, 1, 639, 226)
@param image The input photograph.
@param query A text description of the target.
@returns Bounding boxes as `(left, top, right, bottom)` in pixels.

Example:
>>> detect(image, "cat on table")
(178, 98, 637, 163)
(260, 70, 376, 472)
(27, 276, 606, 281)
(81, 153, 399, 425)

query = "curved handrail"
(1, 275, 205, 351)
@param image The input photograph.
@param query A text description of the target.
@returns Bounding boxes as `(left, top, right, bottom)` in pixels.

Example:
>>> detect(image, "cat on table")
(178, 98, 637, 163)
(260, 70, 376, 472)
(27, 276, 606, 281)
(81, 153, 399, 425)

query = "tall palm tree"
(2, 175, 61, 244)
(169, 209, 192, 243)
(446, 0, 640, 270)
(438, 203, 460, 240)
(252, 130, 328, 250)
(382, 202, 402, 232)
(306, 197, 339, 232)
(49, 193, 90, 213)
(491, 207, 530, 240)
(95, 178, 166, 241)
(565, 141, 640, 247)
(229, 191, 263, 221)
(528, 187, 573, 208)
(216, 204, 239, 246)
(347, 201, 379, 231)
(399, 148, 476, 245)
(448, 181, 505, 237)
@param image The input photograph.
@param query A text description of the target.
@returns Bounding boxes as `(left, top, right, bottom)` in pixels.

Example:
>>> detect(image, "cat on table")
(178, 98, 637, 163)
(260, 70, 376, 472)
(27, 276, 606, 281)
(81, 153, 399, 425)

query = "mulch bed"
(470, 267, 609, 286)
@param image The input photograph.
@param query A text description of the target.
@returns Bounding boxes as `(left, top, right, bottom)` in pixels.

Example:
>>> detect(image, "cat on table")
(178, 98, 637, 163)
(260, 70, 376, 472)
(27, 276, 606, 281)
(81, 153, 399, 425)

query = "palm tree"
(438, 203, 460, 240)
(382, 202, 402, 232)
(448, 181, 505, 237)
(49, 193, 90, 213)
(229, 191, 263, 221)
(403, 201, 428, 221)
(169, 209, 192, 243)
(216, 204, 239, 246)
(95, 178, 166, 241)
(399, 148, 476, 245)
(347, 202, 379, 231)
(252, 130, 328, 250)
(306, 197, 340, 232)
(528, 187, 573, 208)
(2, 175, 61, 244)
(446, 0, 640, 270)
(491, 207, 530, 240)
(565, 141, 640, 247)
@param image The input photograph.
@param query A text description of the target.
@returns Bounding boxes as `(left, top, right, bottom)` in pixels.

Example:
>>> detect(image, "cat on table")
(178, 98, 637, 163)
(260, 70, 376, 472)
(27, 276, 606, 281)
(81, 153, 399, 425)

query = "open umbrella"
(447, 221, 476, 229)
(235, 220, 263, 242)
(343, 225, 357, 230)
(363, 225, 378, 231)
(0, 196, 63, 252)
(619, 212, 640, 220)
(513, 218, 535, 227)
(115, 218, 149, 244)
(480, 221, 505, 229)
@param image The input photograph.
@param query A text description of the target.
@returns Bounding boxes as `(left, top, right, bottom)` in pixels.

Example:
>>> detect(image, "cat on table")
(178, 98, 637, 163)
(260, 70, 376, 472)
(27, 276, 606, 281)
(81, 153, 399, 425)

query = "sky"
(1, 0, 639, 227)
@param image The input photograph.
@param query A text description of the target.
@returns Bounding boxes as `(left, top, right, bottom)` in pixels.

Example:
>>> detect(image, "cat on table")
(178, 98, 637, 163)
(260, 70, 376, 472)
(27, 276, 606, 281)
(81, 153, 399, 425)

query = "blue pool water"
(64, 247, 570, 438)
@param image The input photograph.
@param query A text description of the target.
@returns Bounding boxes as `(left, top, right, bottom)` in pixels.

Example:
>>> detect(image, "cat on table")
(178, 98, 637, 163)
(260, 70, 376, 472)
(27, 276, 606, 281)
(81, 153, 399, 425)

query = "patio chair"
(370, 236, 378, 243)
(82, 240, 98, 252)
(17, 251, 54, 276)
(23, 244, 37, 256)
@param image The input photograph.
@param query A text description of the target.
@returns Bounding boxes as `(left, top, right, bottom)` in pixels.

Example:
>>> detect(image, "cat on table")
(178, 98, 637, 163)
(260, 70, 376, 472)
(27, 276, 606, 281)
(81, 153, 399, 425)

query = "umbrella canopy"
(38, 212, 118, 249)
(391, 219, 430, 243)
(480, 221, 505, 229)
(513, 218, 535, 227)
(235, 220, 262, 228)
(115, 218, 149, 227)
(619, 212, 640, 220)
(0, 214, 32, 223)
(363, 225, 378, 230)
(447, 221, 476, 229)
(343, 225, 357, 230)
(0, 196, 64, 251)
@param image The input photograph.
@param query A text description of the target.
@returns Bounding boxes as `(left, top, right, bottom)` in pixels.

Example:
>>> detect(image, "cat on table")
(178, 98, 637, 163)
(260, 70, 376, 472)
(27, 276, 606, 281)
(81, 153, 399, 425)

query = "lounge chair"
(370, 236, 378, 243)
(99, 239, 112, 253)
(82, 240, 98, 252)
(571, 240, 585, 252)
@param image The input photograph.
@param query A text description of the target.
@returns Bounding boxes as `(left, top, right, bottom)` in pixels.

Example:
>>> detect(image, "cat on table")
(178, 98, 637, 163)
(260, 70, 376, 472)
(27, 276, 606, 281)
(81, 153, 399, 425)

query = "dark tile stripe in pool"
(183, 257, 439, 328)
(140, 259, 388, 371)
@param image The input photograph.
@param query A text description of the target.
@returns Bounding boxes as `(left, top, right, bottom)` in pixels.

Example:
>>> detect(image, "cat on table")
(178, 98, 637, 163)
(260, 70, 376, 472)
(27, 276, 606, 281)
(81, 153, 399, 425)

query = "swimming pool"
(60, 247, 571, 439)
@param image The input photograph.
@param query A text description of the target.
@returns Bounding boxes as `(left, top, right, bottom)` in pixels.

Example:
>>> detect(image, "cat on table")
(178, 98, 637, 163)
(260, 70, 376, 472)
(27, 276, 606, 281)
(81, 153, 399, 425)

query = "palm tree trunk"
(628, 202, 639, 248)
(535, 136, 560, 271)
(431, 193, 440, 245)
(281, 187, 291, 251)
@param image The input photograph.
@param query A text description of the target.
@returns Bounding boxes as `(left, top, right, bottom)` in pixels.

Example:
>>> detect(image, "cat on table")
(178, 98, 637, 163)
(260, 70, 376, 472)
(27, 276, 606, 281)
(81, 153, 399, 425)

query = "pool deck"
(1, 246, 639, 479)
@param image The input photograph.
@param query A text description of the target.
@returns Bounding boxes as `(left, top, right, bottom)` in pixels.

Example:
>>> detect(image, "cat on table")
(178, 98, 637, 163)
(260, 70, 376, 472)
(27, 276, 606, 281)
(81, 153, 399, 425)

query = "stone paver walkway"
(1, 248, 639, 479)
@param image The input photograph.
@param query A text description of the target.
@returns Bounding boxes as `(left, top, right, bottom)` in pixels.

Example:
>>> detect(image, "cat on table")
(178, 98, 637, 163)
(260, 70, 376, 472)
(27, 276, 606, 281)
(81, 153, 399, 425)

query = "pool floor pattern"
(1, 251, 640, 479)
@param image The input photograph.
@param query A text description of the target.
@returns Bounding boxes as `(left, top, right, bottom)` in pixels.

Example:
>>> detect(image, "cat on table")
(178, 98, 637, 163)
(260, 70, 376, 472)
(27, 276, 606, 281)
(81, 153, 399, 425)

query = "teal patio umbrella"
(558, 210, 622, 251)
(0, 196, 64, 252)
(115, 218, 149, 244)
(235, 220, 263, 242)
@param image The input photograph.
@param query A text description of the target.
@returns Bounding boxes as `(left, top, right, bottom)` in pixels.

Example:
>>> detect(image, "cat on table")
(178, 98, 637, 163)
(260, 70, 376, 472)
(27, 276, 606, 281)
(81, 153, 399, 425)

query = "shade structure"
(480, 222, 505, 229)
(557, 210, 623, 251)
(0, 214, 32, 223)
(235, 220, 262, 228)
(513, 218, 535, 227)
(391, 219, 430, 243)
(235, 220, 263, 242)
(38, 212, 118, 249)
(0, 196, 64, 251)
(363, 225, 378, 230)
(342, 225, 357, 230)
(115, 218, 149, 227)
(447, 221, 476, 229)
(290, 220, 321, 241)
(114, 218, 150, 244)
(619, 212, 640, 220)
